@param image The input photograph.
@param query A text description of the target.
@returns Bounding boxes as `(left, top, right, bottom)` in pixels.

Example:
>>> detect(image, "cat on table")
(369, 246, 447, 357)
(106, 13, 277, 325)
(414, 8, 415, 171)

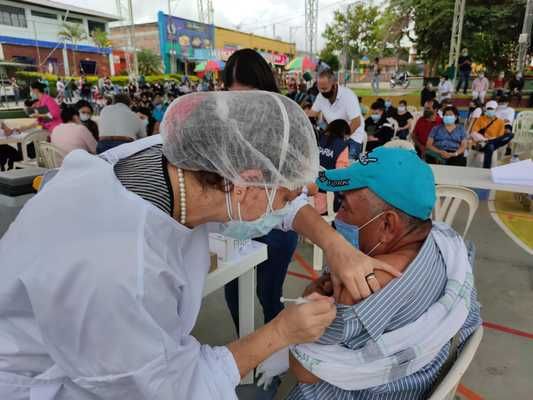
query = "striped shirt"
(288, 224, 482, 400)
(114, 144, 174, 215)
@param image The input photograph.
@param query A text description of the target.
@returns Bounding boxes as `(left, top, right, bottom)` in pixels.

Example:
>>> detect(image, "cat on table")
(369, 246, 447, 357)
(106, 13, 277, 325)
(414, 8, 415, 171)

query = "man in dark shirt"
(420, 82, 436, 106)
(508, 72, 525, 102)
(456, 48, 472, 94)
(365, 101, 395, 151)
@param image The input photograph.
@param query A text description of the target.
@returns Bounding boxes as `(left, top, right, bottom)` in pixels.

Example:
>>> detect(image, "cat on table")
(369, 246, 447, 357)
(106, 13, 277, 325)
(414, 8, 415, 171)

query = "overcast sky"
(54, 0, 374, 52)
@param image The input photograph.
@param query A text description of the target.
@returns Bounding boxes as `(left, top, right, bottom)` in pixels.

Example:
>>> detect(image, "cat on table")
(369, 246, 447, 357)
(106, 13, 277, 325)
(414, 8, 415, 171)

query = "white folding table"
(430, 164, 533, 194)
(202, 241, 268, 384)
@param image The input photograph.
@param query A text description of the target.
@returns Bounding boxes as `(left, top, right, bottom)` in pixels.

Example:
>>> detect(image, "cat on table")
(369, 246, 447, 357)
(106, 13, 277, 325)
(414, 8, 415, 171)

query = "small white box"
(208, 233, 252, 264)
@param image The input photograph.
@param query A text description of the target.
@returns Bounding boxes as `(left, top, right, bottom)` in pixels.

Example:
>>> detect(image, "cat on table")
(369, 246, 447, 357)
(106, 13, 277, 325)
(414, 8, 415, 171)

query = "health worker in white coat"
(0, 91, 397, 400)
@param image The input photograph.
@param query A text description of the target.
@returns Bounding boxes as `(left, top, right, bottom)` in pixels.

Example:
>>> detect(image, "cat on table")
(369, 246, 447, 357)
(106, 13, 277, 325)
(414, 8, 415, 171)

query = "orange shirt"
(471, 115, 505, 139)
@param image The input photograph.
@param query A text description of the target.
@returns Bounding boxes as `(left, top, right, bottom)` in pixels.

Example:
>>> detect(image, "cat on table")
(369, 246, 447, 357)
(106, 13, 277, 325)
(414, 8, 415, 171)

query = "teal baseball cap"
(316, 147, 436, 220)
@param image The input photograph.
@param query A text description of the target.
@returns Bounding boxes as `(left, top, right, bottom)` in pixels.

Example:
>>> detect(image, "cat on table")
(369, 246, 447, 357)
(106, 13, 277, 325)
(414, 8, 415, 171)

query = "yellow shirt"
(472, 115, 505, 139)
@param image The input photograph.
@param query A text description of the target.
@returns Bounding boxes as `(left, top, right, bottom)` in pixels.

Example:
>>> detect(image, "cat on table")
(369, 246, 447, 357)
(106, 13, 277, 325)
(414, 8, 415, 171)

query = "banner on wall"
(158, 11, 214, 61)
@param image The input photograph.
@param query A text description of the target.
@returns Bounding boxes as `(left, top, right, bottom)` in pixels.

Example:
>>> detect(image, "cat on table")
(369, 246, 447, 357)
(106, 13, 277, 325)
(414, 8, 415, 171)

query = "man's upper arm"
(311, 97, 322, 113)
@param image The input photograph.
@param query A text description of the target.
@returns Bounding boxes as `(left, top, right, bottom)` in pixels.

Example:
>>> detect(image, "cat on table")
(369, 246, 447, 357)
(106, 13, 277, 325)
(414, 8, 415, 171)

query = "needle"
(280, 296, 311, 305)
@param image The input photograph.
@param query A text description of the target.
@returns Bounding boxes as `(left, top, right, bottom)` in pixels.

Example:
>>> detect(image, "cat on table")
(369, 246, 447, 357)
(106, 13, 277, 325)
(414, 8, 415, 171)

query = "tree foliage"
(322, 4, 385, 63)
(137, 49, 162, 76)
(390, 0, 527, 74)
(91, 28, 111, 49)
(318, 47, 340, 71)
(58, 22, 88, 75)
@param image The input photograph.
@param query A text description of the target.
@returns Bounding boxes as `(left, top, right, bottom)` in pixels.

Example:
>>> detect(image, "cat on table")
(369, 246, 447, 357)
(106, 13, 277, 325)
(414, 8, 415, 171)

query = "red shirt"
(413, 115, 442, 145)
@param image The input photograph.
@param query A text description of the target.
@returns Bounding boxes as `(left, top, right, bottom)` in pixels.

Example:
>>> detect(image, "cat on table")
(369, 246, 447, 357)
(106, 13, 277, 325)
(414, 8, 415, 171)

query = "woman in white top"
(51, 106, 97, 155)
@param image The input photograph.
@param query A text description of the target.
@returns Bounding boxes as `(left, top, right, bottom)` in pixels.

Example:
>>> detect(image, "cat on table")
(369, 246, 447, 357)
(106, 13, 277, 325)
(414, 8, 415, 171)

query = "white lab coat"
(0, 136, 305, 400)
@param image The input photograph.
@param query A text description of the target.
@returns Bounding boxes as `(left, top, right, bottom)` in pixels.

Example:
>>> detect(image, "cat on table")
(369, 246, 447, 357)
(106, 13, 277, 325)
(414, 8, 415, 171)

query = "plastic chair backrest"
(20, 130, 48, 161)
(433, 185, 479, 237)
(389, 118, 399, 138)
(38, 142, 66, 169)
(427, 326, 483, 400)
(512, 111, 533, 142)
(383, 139, 415, 151)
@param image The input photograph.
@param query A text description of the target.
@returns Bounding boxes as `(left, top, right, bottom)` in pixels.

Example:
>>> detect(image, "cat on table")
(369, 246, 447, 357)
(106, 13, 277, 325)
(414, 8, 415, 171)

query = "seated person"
(75, 100, 99, 141)
(508, 72, 524, 103)
(0, 121, 21, 171)
(425, 105, 468, 166)
(466, 98, 484, 134)
(393, 100, 413, 139)
(420, 81, 436, 106)
(288, 147, 481, 400)
(51, 106, 97, 155)
(365, 101, 395, 152)
(495, 95, 516, 136)
(315, 119, 351, 214)
(471, 100, 512, 168)
(384, 98, 397, 118)
(412, 99, 442, 157)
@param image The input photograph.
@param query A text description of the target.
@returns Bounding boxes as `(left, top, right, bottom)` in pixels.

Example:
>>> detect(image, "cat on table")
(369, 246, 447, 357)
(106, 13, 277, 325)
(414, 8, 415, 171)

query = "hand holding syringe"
(280, 296, 312, 305)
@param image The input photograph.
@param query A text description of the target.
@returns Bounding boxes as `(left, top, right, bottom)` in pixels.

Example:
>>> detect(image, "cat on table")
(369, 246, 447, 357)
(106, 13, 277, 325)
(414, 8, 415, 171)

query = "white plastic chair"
(433, 185, 479, 237)
(428, 326, 484, 400)
(407, 105, 418, 115)
(311, 191, 336, 270)
(389, 118, 400, 139)
(511, 111, 533, 158)
(13, 130, 49, 169)
(39, 142, 66, 168)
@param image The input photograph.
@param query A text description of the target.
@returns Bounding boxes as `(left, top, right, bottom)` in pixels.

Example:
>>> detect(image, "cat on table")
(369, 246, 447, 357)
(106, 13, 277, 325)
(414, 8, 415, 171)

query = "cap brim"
(316, 164, 368, 192)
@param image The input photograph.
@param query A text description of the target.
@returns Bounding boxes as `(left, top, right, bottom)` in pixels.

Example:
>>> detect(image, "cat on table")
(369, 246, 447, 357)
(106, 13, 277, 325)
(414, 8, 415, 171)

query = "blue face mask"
(221, 186, 290, 240)
(371, 114, 381, 122)
(443, 115, 456, 125)
(486, 110, 496, 118)
(334, 212, 384, 254)
(385, 101, 392, 108)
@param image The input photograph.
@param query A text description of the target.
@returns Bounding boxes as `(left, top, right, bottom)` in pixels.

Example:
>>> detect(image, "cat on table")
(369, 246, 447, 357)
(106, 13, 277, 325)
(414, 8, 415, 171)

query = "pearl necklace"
(177, 168, 187, 225)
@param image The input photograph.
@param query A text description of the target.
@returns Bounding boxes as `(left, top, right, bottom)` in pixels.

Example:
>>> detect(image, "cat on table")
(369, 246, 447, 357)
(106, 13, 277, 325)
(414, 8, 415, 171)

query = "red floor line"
(482, 321, 533, 340)
(287, 271, 315, 281)
(293, 252, 320, 280)
(457, 384, 484, 400)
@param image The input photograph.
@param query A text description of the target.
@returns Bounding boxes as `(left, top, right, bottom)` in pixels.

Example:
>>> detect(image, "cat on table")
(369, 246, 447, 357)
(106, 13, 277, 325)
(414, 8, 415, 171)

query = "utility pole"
(197, 0, 214, 25)
(272, 24, 276, 39)
(447, 0, 466, 85)
(517, 0, 533, 73)
(127, 0, 138, 77)
(115, 0, 138, 77)
(305, 0, 318, 55)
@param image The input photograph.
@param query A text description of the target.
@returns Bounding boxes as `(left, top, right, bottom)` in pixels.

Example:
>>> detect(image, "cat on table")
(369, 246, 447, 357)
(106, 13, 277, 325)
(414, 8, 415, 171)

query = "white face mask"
(398, 106, 406, 113)
(79, 113, 90, 122)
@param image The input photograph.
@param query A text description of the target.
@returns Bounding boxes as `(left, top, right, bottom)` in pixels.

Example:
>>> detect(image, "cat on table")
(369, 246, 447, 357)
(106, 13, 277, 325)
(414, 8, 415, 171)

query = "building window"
(31, 10, 57, 20)
(88, 20, 106, 33)
(0, 5, 27, 28)
(66, 16, 83, 24)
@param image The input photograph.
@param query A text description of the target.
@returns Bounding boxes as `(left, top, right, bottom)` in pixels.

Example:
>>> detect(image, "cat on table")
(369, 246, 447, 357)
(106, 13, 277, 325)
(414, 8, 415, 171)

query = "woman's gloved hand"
(272, 292, 336, 346)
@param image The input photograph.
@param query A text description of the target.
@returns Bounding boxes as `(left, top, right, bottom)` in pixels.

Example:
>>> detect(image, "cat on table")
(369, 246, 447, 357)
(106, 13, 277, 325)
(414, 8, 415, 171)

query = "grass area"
(0, 109, 26, 119)
(350, 88, 419, 97)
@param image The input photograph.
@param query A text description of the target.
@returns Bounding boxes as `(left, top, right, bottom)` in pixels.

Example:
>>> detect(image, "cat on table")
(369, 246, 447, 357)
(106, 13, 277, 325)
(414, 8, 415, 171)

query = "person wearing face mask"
(383, 98, 397, 119)
(23, 81, 62, 133)
(286, 148, 481, 400)
(151, 93, 167, 134)
(437, 73, 454, 103)
(456, 48, 472, 95)
(425, 105, 467, 166)
(495, 95, 516, 136)
(308, 69, 366, 160)
(392, 100, 413, 139)
(133, 106, 155, 136)
(471, 71, 489, 103)
(50, 105, 97, 156)
(471, 100, 511, 168)
(365, 101, 395, 152)
(0, 90, 400, 400)
(75, 100, 99, 141)
(413, 99, 442, 157)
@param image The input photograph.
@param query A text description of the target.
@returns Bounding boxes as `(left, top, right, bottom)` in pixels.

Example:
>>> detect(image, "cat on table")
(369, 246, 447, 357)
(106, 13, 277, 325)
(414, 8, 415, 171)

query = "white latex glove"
(255, 347, 290, 390)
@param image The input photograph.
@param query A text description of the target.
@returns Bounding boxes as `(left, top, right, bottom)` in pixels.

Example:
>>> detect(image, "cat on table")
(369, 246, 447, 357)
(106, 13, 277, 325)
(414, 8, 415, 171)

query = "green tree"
(319, 47, 340, 71)
(390, 0, 526, 75)
(91, 28, 111, 51)
(322, 3, 384, 64)
(137, 49, 162, 76)
(58, 22, 88, 75)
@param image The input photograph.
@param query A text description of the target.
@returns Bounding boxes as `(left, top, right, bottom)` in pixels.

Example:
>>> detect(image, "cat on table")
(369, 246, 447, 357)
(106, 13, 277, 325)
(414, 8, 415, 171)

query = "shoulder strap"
(482, 118, 497, 132)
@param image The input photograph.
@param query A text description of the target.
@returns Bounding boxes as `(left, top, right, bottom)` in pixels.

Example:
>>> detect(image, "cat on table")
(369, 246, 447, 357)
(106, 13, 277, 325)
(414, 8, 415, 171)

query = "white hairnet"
(161, 90, 319, 190)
